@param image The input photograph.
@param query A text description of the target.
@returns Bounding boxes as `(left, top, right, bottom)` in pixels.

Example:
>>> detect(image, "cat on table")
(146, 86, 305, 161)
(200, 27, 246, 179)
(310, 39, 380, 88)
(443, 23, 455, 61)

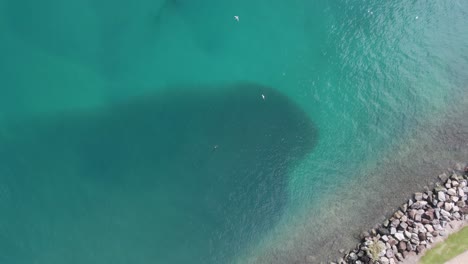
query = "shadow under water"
(0, 83, 317, 264)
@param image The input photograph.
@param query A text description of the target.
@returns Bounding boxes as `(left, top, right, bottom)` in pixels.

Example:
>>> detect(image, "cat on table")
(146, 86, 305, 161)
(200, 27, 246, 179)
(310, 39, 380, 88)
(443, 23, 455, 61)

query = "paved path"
(445, 250, 468, 264)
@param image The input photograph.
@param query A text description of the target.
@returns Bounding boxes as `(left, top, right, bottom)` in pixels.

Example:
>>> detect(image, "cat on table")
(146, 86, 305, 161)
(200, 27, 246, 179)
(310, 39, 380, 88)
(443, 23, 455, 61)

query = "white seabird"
(234, 15, 239, 22)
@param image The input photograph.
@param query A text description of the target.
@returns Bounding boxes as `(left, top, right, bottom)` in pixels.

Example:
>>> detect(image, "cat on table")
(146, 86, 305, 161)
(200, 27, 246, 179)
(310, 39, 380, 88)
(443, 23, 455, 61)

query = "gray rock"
(386, 249, 394, 258)
(395, 253, 404, 261)
(383, 219, 390, 227)
(445, 202, 454, 212)
(453, 212, 461, 219)
(404, 230, 412, 239)
(452, 181, 459, 187)
(408, 210, 416, 219)
(432, 231, 439, 237)
(360, 231, 370, 239)
(382, 235, 389, 242)
(447, 188, 457, 196)
(349, 252, 357, 260)
(395, 232, 405, 241)
(434, 185, 447, 192)
(440, 209, 451, 219)
(459, 189, 465, 197)
(401, 215, 408, 222)
(414, 192, 423, 201)
(380, 256, 389, 264)
(394, 210, 404, 219)
(415, 214, 422, 222)
(422, 210, 434, 220)
(412, 201, 428, 209)
(453, 205, 460, 212)
(390, 227, 397, 235)
(378, 227, 390, 236)
(450, 173, 458, 180)
(460, 180, 467, 188)
(398, 222, 407, 230)
(401, 203, 408, 212)
(390, 219, 399, 228)
(425, 224, 434, 232)
(439, 173, 448, 182)
(418, 232, 427, 241)
(452, 196, 460, 203)
(438, 192, 446, 202)
(435, 209, 441, 219)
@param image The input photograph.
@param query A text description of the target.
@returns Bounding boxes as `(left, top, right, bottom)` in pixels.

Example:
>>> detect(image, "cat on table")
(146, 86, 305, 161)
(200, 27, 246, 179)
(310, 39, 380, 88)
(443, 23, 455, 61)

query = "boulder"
(459, 206, 468, 214)
(425, 224, 434, 233)
(399, 222, 408, 230)
(386, 249, 394, 258)
(408, 210, 417, 220)
(414, 214, 422, 222)
(438, 192, 446, 202)
(380, 256, 389, 264)
(395, 232, 405, 241)
(447, 188, 457, 196)
(398, 241, 407, 251)
(391, 219, 400, 227)
(418, 232, 427, 241)
(414, 192, 423, 201)
(378, 227, 390, 236)
(439, 173, 448, 182)
(394, 210, 404, 219)
(404, 230, 412, 239)
(444, 202, 454, 212)
(422, 210, 434, 220)
(412, 201, 428, 209)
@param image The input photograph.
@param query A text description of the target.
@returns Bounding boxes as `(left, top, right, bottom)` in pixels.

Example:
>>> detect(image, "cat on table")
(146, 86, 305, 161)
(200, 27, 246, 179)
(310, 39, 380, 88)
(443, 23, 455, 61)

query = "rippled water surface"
(0, 1, 467, 263)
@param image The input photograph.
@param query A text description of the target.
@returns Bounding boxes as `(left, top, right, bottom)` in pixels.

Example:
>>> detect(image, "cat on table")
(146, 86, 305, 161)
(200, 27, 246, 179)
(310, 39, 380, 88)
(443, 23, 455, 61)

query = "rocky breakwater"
(341, 168, 468, 264)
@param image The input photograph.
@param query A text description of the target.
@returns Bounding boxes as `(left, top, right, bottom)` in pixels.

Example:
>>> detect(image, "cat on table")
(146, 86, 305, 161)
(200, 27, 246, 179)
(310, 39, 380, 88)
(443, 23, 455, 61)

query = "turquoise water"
(0, 0, 467, 263)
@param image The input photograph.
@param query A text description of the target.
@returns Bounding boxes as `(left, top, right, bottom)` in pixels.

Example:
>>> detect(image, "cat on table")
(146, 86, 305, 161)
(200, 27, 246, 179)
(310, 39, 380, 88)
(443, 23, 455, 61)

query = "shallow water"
(0, 0, 467, 263)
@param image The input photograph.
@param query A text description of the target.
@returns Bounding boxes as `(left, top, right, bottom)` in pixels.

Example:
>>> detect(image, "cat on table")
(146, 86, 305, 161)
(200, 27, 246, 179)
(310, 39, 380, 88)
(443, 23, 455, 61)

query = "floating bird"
(261, 94, 265, 100)
(415, 16, 419, 19)
(234, 15, 239, 22)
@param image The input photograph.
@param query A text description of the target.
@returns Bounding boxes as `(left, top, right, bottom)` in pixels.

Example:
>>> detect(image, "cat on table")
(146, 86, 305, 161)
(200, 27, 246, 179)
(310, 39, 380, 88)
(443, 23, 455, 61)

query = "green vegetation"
(368, 239, 385, 261)
(420, 227, 468, 264)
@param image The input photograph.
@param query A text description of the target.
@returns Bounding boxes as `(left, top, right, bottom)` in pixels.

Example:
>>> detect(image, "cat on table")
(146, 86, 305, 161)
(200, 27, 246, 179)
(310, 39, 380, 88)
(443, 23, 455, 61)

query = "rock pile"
(340, 169, 468, 264)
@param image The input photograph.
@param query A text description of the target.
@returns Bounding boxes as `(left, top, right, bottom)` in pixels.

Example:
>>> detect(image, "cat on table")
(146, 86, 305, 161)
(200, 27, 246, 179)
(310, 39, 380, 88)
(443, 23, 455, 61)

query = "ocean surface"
(0, 0, 468, 263)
